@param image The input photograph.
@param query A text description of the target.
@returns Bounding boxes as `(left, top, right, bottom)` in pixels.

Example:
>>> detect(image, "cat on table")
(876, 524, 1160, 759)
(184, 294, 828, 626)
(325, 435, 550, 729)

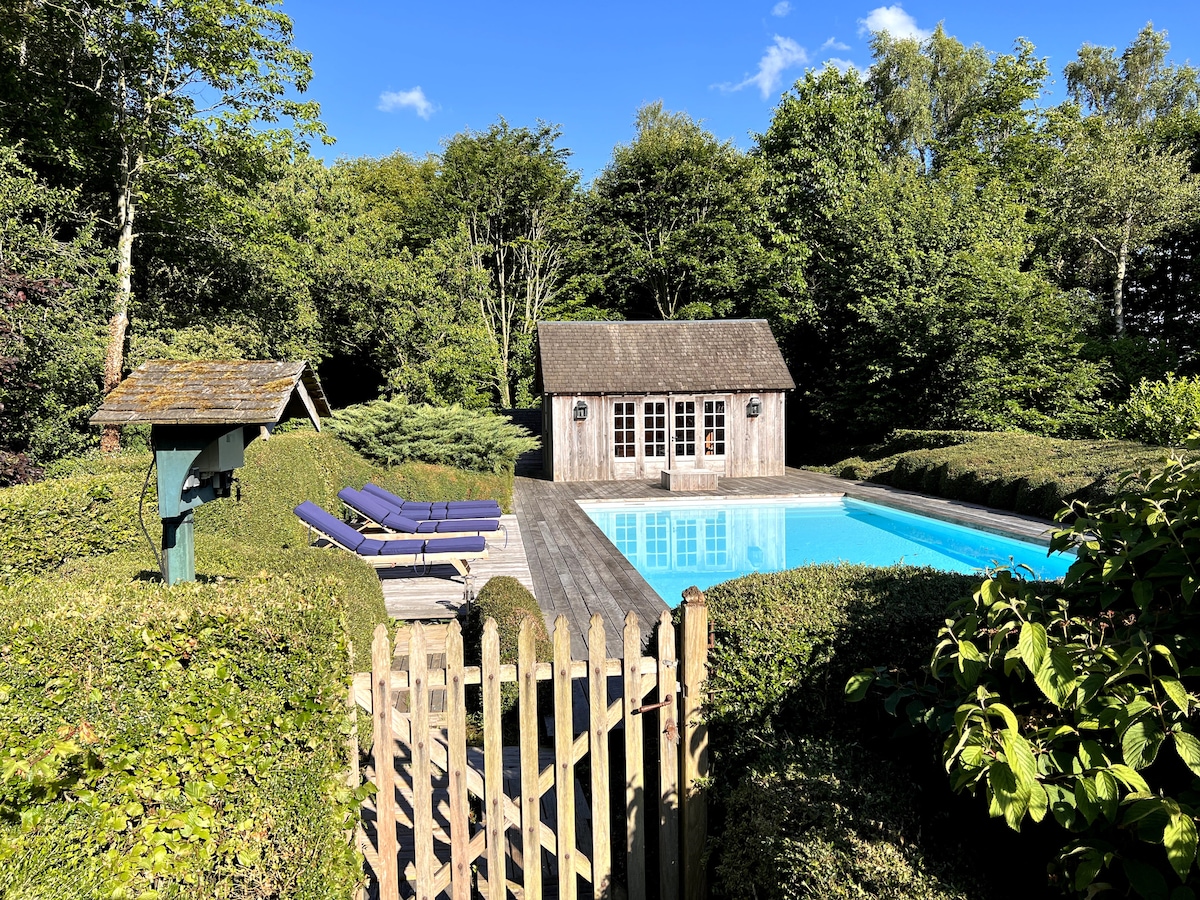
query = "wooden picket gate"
(352, 590, 710, 900)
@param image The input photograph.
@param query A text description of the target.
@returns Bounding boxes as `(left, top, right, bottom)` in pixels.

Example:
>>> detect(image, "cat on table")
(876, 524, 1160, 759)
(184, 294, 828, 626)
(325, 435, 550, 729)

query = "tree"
(438, 120, 579, 407)
(7, 0, 326, 451)
(1049, 25, 1200, 336)
(585, 102, 772, 322)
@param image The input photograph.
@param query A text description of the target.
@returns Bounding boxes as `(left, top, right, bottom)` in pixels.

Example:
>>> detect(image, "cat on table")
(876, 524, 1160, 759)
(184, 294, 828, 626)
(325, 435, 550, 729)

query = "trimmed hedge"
(464, 576, 551, 719)
(823, 430, 1169, 519)
(0, 582, 360, 899)
(703, 565, 1049, 900)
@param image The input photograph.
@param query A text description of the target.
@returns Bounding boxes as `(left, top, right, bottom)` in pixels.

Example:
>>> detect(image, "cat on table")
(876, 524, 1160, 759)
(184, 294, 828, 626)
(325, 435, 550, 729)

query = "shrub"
(716, 739, 978, 900)
(328, 399, 539, 474)
(464, 576, 551, 717)
(0, 581, 362, 899)
(859, 448, 1200, 896)
(701, 566, 1040, 899)
(821, 430, 1168, 520)
(1104, 372, 1200, 446)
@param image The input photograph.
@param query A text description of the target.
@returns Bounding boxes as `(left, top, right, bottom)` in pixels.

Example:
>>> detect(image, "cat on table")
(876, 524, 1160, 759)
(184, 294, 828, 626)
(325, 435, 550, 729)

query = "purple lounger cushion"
(368, 536, 427, 556)
(295, 501, 368, 552)
(362, 482, 501, 515)
(338, 487, 424, 533)
(423, 535, 486, 554)
(429, 518, 499, 533)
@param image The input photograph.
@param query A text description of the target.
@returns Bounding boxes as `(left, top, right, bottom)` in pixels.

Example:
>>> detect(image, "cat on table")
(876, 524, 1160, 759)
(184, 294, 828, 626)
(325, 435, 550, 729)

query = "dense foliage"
(463, 576, 551, 720)
(0, 429, 424, 897)
(827, 429, 1170, 519)
(1, 8, 1199, 465)
(328, 399, 539, 475)
(1105, 374, 1200, 446)
(852, 448, 1200, 897)
(701, 565, 1047, 899)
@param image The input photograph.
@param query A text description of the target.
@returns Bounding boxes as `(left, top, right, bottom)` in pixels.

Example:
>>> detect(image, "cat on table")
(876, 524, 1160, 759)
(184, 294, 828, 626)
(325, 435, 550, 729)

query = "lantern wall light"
(573, 400, 589, 421)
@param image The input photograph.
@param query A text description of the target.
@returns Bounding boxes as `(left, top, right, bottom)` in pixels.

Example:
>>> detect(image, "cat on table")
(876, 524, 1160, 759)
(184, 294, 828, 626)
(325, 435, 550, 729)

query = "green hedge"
(464, 576, 551, 719)
(0, 583, 360, 899)
(824, 430, 1169, 519)
(703, 565, 1040, 900)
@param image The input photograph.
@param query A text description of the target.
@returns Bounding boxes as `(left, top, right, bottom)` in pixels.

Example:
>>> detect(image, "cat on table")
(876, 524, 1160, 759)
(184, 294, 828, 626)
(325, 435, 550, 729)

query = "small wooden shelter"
(90, 360, 330, 583)
(536, 320, 795, 482)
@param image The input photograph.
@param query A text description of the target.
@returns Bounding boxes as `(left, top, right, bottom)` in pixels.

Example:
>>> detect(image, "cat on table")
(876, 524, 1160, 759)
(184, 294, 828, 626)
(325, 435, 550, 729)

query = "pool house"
(535, 319, 795, 483)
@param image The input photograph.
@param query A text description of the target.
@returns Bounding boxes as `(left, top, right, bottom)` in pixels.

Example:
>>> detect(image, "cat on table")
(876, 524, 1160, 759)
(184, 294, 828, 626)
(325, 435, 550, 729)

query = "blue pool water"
(581, 497, 1075, 606)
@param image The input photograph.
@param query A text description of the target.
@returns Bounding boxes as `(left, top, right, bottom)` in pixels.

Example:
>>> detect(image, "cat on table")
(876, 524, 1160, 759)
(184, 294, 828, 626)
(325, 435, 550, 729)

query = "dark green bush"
(717, 739, 978, 900)
(703, 565, 1042, 900)
(0, 582, 361, 899)
(1103, 372, 1200, 446)
(464, 576, 551, 716)
(328, 399, 539, 474)
(820, 430, 1169, 519)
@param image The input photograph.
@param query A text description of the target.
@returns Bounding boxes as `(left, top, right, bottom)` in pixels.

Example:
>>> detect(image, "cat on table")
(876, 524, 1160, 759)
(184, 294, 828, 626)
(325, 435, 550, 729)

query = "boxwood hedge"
(703, 565, 1057, 900)
(824, 430, 1169, 519)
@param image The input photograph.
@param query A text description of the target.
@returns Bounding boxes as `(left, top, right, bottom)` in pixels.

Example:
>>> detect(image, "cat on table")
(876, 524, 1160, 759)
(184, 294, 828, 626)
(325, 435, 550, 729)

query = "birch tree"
(9, 0, 325, 450)
(438, 121, 578, 407)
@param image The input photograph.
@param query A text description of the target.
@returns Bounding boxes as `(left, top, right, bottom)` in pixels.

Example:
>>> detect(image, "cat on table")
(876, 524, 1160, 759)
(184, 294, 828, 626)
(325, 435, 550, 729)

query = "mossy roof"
(536, 319, 795, 394)
(89, 360, 331, 428)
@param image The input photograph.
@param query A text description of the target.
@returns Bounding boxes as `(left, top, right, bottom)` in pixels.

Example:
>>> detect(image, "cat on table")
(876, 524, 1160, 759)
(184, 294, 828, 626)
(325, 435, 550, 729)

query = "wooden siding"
(547, 391, 786, 482)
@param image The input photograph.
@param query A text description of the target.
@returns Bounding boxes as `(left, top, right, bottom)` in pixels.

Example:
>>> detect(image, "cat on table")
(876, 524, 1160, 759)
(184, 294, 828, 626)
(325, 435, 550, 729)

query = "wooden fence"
(353, 589, 710, 900)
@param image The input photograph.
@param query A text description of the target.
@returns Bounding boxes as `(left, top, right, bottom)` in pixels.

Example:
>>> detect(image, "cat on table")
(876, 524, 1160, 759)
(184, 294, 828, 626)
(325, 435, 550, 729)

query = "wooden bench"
(661, 468, 719, 491)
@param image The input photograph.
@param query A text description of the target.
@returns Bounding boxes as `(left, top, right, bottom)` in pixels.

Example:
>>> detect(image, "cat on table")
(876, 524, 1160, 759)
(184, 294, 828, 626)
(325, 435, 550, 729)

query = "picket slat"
(410, 624, 433, 899)
(623, 612, 646, 900)
(446, 620, 471, 900)
(371, 624, 400, 898)
(519, 620, 543, 900)
(657, 609, 680, 900)
(553, 616, 577, 900)
(483, 619, 506, 898)
(681, 589, 710, 900)
(588, 615, 612, 900)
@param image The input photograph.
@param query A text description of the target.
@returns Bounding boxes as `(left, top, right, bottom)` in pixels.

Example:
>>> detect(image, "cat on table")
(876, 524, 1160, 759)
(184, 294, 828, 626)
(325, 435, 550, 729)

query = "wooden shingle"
(536, 319, 795, 394)
(89, 360, 331, 427)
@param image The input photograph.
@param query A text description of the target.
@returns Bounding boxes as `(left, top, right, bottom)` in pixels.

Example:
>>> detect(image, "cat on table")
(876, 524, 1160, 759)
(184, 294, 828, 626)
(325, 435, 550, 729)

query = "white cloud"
(820, 37, 851, 52)
(717, 35, 808, 98)
(771, 1, 791, 16)
(822, 57, 858, 73)
(378, 86, 434, 119)
(857, 5, 931, 41)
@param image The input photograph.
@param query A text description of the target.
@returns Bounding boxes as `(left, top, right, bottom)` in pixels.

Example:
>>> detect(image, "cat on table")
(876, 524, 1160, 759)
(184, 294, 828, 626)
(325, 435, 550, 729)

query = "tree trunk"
(1113, 201, 1133, 338)
(99, 144, 137, 453)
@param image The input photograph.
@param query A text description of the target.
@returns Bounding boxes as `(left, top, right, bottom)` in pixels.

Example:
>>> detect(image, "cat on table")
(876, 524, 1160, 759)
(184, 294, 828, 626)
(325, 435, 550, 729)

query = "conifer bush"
(328, 399, 539, 474)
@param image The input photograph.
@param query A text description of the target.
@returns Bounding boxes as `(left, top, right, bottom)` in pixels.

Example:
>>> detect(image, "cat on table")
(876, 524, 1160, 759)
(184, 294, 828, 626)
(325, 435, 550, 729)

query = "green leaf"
(1174, 731, 1200, 779)
(1018, 621, 1048, 673)
(1165, 809, 1198, 882)
(1002, 728, 1038, 788)
(1123, 719, 1165, 770)
(844, 670, 875, 702)
(1161, 676, 1191, 714)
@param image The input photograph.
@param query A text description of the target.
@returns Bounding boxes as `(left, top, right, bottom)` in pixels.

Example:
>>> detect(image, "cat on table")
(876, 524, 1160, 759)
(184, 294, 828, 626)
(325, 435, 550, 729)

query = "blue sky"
(281, 1, 1200, 183)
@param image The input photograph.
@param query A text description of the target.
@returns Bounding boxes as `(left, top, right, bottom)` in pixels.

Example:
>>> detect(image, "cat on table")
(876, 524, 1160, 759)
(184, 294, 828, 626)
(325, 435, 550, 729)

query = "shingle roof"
(537, 320, 795, 394)
(89, 360, 331, 428)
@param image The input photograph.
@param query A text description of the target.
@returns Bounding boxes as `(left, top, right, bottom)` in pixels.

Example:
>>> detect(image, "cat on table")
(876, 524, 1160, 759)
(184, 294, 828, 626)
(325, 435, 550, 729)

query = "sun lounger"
(361, 482, 502, 520)
(294, 501, 487, 577)
(337, 487, 508, 548)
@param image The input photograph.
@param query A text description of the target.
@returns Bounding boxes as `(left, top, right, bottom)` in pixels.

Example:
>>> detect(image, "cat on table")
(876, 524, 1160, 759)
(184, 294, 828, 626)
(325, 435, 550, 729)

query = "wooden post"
(657, 610, 680, 900)
(553, 615, 577, 900)
(411, 623, 433, 899)
(588, 614, 612, 900)
(483, 618, 505, 897)
(371, 624, 400, 899)
(519, 619, 543, 900)
(623, 612, 646, 900)
(446, 620, 471, 900)
(680, 587, 709, 900)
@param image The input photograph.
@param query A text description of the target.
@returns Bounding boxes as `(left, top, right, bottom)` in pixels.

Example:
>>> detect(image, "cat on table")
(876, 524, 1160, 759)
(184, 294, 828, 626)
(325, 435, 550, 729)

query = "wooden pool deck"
(375, 469, 1059, 657)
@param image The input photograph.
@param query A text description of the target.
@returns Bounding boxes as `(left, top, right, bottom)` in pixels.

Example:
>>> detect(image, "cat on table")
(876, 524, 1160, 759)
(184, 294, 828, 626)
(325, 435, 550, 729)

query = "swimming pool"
(580, 496, 1074, 606)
